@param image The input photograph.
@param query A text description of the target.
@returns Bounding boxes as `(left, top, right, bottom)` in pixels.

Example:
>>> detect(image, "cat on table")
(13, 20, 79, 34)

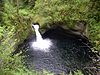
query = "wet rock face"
(16, 26, 97, 75)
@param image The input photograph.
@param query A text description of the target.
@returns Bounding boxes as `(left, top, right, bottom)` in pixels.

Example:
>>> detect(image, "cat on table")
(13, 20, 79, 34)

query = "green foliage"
(89, 21, 100, 50)
(0, 0, 34, 75)
(0, 0, 100, 75)
(69, 70, 84, 75)
(0, 26, 4, 38)
(33, 0, 89, 27)
(87, 0, 100, 50)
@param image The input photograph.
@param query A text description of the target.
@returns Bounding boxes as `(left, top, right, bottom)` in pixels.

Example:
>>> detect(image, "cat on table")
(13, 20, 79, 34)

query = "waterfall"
(32, 24, 43, 42)
(31, 24, 52, 52)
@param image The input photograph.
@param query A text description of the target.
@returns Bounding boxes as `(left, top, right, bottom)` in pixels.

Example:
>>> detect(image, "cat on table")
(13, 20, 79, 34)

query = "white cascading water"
(31, 24, 52, 52)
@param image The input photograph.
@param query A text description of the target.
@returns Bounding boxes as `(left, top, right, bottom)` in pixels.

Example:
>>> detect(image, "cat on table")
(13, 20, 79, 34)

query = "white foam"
(32, 39, 52, 52)
(31, 24, 52, 52)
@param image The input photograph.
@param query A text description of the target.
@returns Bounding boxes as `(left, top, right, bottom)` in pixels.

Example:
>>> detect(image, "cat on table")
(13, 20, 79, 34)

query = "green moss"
(0, 0, 99, 75)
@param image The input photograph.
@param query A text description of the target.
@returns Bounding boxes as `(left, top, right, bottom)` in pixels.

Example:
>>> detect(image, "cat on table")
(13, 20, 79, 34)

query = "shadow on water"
(13, 26, 98, 75)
